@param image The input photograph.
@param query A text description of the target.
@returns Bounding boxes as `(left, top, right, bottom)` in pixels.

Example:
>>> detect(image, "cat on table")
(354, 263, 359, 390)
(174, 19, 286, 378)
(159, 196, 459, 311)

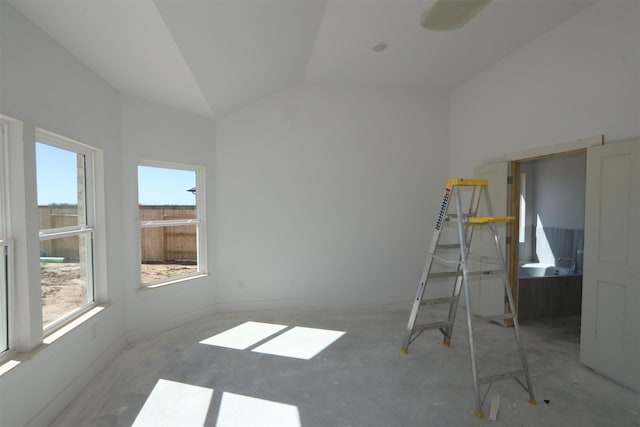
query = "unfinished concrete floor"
(52, 303, 639, 426)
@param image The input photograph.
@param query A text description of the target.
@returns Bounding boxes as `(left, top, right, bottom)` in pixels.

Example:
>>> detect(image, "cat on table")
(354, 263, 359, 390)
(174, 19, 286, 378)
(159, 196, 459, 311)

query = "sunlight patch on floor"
(132, 379, 213, 427)
(216, 392, 301, 427)
(199, 321, 287, 350)
(252, 326, 345, 360)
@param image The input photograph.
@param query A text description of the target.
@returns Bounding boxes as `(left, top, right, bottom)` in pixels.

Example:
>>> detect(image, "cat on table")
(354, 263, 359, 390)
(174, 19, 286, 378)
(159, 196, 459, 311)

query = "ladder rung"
(429, 270, 505, 279)
(444, 214, 471, 220)
(478, 370, 526, 385)
(421, 297, 456, 306)
(467, 269, 505, 277)
(433, 256, 461, 266)
(436, 243, 461, 250)
(467, 216, 515, 224)
(429, 271, 461, 279)
(473, 313, 515, 322)
(414, 321, 453, 332)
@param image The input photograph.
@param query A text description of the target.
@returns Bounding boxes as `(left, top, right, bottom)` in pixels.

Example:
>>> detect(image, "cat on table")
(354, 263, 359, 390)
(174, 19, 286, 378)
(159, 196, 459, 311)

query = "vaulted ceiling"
(9, 0, 595, 118)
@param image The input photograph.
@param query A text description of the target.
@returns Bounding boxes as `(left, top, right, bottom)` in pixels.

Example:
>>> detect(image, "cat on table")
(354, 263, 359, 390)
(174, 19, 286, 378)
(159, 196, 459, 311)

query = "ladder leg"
(488, 222, 537, 404)
(511, 311, 537, 405)
(401, 229, 442, 353)
(454, 186, 484, 417)
(442, 275, 462, 347)
(401, 279, 426, 353)
(463, 275, 484, 418)
(401, 185, 453, 353)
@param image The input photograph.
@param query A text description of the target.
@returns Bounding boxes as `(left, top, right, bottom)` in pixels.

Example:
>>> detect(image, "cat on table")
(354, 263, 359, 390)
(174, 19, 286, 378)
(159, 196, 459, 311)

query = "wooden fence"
(39, 205, 197, 263)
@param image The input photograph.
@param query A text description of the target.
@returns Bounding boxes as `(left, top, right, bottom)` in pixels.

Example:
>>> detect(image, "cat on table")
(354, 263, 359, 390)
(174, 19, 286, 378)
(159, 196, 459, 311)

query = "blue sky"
(137, 165, 196, 205)
(36, 143, 78, 205)
(36, 143, 196, 205)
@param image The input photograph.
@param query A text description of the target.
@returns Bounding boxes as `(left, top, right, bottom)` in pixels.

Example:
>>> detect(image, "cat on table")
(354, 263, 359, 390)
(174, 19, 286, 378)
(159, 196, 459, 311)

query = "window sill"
(138, 273, 209, 295)
(44, 304, 107, 344)
(0, 304, 109, 378)
(0, 357, 20, 377)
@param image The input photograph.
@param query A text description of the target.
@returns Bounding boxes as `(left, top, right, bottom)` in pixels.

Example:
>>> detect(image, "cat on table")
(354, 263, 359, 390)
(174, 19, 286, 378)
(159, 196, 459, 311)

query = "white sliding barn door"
(580, 139, 639, 391)
(471, 162, 509, 317)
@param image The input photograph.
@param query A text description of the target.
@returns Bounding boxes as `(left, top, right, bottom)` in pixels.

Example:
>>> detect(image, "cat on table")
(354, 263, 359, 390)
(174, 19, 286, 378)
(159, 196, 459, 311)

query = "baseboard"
(126, 302, 219, 342)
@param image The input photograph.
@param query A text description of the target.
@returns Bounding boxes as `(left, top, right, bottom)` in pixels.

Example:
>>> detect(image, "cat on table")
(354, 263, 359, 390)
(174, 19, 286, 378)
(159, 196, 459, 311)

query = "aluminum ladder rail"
(400, 178, 536, 418)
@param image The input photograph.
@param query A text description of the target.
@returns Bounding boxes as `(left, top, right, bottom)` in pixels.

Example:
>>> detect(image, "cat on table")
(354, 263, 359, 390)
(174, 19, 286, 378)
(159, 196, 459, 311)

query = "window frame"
(0, 121, 9, 239)
(0, 119, 12, 356)
(36, 129, 98, 333)
(137, 160, 207, 288)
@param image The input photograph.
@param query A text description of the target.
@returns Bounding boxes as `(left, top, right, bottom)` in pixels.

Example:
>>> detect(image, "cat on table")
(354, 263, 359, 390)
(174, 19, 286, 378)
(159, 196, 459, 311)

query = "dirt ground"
(41, 263, 85, 326)
(140, 263, 197, 283)
(42, 263, 197, 326)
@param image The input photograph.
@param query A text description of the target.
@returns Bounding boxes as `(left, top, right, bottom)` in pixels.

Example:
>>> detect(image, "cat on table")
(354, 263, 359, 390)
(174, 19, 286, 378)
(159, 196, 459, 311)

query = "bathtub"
(519, 262, 577, 278)
(518, 263, 582, 320)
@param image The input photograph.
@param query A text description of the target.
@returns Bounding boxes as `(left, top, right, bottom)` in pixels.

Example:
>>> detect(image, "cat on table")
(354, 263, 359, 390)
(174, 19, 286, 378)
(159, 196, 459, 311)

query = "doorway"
(501, 137, 639, 390)
(513, 152, 586, 324)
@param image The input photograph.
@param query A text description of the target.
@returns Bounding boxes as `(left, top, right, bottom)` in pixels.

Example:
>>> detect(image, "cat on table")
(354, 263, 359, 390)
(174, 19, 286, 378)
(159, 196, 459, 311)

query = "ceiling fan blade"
(421, 0, 492, 31)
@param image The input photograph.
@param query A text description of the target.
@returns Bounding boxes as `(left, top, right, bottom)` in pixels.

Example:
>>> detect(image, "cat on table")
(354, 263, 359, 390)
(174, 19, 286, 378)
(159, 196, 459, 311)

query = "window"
(0, 120, 10, 354)
(36, 131, 96, 330)
(519, 172, 526, 243)
(138, 162, 206, 287)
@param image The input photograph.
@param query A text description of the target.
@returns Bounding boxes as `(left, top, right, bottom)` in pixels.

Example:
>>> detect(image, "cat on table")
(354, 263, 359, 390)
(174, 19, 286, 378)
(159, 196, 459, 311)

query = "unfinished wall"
(120, 94, 217, 340)
(216, 83, 449, 309)
(0, 2, 125, 425)
(450, 0, 640, 176)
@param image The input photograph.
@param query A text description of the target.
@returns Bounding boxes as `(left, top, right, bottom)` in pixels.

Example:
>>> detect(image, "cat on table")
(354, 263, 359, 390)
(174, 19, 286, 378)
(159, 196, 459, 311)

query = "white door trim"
(503, 135, 603, 162)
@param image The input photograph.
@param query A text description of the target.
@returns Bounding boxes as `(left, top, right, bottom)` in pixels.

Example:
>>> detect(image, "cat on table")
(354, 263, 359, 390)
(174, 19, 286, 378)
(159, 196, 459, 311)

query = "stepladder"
(401, 178, 536, 418)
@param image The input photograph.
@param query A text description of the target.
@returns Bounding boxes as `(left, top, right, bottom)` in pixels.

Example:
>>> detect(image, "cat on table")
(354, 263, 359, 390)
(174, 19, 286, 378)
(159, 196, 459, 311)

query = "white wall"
(450, 0, 640, 176)
(216, 83, 449, 309)
(0, 5, 219, 424)
(534, 152, 586, 230)
(120, 95, 217, 339)
(0, 2, 126, 426)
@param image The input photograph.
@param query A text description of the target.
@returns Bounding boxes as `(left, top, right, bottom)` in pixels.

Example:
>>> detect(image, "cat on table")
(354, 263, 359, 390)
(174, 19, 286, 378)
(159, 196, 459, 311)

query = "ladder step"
(421, 297, 457, 306)
(433, 256, 461, 266)
(444, 214, 471, 220)
(446, 178, 488, 187)
(478, 370, 526, 385)
(435, 243, 461, 250)
(473, 313, 515, 322)
(414, 321, 453, 332)
(468, 269, 505, 277)
(429, 271, 461, 279)
(428, 270, 505, 279)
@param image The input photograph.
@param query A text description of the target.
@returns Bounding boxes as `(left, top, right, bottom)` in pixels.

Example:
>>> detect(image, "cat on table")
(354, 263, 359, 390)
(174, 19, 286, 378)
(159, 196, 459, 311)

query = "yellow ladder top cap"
(446, 178, 489, 187)
(468, 216, 515, 224)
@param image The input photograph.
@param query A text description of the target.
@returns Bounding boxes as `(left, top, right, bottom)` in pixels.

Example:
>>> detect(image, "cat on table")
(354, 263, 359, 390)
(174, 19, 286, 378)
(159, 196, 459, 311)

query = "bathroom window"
(36, 131, 97, 331)
(138, 162, 206, 287)
(519, 172, 526, 243)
